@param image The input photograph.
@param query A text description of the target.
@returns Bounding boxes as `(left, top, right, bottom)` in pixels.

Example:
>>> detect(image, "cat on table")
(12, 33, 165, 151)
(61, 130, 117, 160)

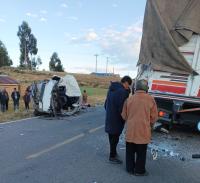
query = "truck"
(137, 0, 200, 131)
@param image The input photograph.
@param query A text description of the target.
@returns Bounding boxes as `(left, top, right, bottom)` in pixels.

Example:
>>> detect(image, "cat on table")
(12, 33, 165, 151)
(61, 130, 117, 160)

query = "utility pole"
(113, 67, 115, 74)
(106, 57, 109, 74)
(94, 54, 98, 73)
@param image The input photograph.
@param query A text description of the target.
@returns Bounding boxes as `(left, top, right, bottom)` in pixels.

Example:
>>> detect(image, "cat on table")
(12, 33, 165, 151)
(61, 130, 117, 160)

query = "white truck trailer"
(137, 0, 200, 130)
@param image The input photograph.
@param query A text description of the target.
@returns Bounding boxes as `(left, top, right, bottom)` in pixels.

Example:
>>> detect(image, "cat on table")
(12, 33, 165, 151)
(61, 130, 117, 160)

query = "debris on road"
(153, 122, 163, 131)
(153, 122, 169, 134)
(119, 126, 200, 162)
(160, 128, 169, 134)
(148, 143, 184, 161)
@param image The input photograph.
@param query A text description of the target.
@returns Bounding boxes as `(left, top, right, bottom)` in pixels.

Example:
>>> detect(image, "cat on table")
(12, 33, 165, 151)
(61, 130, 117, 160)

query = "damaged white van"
(31, 75, 82, 116)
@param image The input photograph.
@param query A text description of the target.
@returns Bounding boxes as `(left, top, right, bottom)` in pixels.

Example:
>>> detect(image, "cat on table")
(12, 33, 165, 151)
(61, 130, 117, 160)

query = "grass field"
(80, 86, 108, 105)
(0, 67, 116, 123)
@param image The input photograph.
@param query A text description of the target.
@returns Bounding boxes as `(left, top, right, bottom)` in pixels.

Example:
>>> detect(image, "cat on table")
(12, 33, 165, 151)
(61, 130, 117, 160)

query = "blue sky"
(0, 0, 146, 77)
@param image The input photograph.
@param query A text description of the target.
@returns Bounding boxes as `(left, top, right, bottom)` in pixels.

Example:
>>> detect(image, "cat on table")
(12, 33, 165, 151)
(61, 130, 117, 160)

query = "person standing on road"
(0, 89, 8, 112)
(105, 76, 132, 164)
(121, 79, 158, 176)
(82, 90, 88, 105)
(4, 89, 9, 111)
(23, 90, 31, 112)
(11, 88, 20, 112)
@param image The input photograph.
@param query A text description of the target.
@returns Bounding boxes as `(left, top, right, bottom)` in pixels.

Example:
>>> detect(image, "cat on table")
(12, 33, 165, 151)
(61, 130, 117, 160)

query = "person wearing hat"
(121, 79, 158, 176)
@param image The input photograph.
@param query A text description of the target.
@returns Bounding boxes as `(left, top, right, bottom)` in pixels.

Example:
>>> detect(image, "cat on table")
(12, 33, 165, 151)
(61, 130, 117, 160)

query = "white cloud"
(61, 3, 68, 8)
(40, 17, 47, 22)
(0, 18, 6, 23)
(65, 29, 98, 43)
(85, 31, 98, 41)
(40, 10, 48, 14)
(99, 23, 142, 63)
(26, 12, 38, 18)
(66, 16, 79, 21)
(67, 19, 143, 67)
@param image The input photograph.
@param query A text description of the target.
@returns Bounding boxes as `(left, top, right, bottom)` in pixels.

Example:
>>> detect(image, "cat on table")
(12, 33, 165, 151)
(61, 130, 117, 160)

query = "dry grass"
(0, 100, 34, 123)
(0, 67, 118, 123)
(0, 67, 119, 88)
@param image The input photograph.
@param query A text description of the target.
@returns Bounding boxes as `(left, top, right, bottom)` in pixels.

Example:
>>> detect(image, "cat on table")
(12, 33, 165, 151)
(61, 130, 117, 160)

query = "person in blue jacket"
(105, 76, 132, 164)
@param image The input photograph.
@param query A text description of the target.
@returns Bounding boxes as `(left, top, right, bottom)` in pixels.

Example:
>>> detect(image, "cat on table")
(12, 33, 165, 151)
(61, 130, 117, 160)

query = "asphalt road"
(0, 106, 200, 183)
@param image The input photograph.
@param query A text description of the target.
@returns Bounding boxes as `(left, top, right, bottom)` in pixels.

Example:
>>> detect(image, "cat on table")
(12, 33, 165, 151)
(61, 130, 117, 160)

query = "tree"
(49, 52, 64, 72)
(0, 40, 13, 67)
(31, 56, 42, 70)
(17, 21, 38, 69)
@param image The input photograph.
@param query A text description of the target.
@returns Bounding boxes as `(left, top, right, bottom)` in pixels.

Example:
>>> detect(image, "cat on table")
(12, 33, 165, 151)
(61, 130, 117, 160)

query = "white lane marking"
(0, 117, 39, 125)
(26, 124, 105, 159)
(26, 133, 85, 159)
(89, 125, 105, 133)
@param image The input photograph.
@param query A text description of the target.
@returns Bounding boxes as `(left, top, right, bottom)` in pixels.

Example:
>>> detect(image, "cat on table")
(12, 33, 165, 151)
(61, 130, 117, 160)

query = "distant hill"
(0, 67, 120, 91)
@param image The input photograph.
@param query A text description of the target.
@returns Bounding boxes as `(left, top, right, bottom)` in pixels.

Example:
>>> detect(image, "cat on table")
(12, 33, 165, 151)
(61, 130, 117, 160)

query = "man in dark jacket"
(1, 89, 8, 112)
(11, 88, 20, 112)
(23, 90, 31, 112)
(105, 76, 132, 164)
(4, 89, 9, 111)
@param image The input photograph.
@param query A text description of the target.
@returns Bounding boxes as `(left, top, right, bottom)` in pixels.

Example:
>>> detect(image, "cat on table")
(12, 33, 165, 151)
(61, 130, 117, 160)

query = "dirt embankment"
(0, 67, 120, 90)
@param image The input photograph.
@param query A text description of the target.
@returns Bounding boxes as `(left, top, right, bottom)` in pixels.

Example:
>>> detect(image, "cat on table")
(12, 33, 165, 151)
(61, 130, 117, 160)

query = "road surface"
(0, 107, 199, 183)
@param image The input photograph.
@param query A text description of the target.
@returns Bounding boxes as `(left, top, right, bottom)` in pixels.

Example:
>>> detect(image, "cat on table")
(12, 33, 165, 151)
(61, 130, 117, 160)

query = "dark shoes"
(135, 171, 149, 176)
(127, 170, 149, 176)
(109, 157, 123, 164)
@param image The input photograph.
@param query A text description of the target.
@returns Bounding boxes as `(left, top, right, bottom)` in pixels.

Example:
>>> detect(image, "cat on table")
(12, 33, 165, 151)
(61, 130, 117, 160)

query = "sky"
(0, 0, 146, 77)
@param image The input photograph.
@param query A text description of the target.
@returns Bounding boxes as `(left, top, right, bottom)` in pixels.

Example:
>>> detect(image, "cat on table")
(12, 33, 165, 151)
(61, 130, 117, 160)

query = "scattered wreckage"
(31, 75, 82, 116)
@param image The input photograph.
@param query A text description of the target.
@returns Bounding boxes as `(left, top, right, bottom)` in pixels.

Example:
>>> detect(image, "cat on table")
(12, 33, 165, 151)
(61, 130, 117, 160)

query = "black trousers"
(6, 100, 9, 110)
(108, 134, 120, 158)
(126, 142, 147, 174)
(25, 102, 30, 110)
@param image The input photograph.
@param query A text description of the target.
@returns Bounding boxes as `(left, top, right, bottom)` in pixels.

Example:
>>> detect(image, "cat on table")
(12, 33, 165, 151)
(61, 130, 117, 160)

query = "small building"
(0, 75, 20, 95)
(91, 72, 120, 77)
